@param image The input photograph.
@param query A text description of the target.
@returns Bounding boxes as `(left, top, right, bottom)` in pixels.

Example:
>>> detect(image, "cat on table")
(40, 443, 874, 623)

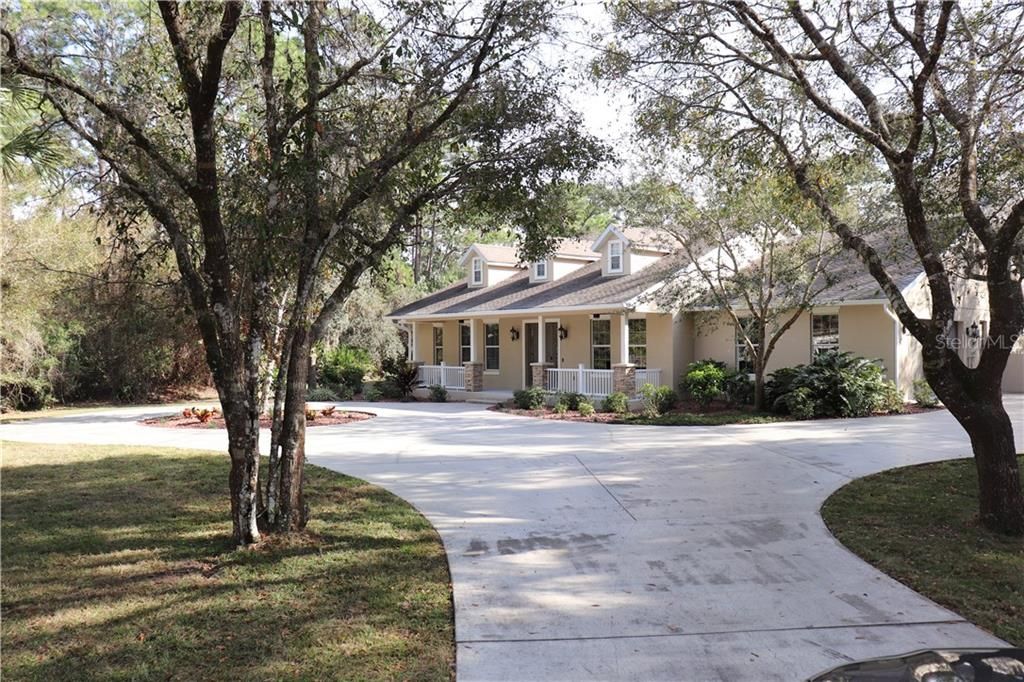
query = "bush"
(681, 360, 727, 408)
(307, 386, 340, 402)
(875, 380, 905, 414)
(362, 383, 382, 402)
(319, 345, 371, 393)
(381, 361, 420, 401)
(553, 401, 569, 415)
(641, 383, 677, 418)
(578, 400, 596, 418)
(602, 391, 630, 415)
(785, 387, 817, 420)
(913, 378, 940, 407)
(723, 371, 754, 407)
(768, 351, 896, 419)
(0, 375, 52, 411)
(428, 384, 448, 403)
(554, 392, 586, 411)
(513, 387, 545, 410)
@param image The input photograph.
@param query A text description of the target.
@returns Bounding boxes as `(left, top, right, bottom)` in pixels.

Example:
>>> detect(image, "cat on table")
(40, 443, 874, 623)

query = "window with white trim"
(484, 323, 500, 370)
(591, 318, 612, 369)
(533, 261, 547, 280)
(459, 323, 472, 363)
(608, 240, 623, 273)
(433, 326, 444, 365)
(735, 317, 761, 373)
(471, 257, 483, 285)
(628, 318, 647, 368)
(811, 314, 839, 356)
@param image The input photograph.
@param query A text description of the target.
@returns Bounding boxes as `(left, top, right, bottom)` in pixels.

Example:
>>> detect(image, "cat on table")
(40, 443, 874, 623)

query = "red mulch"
(140, 410, 375, 430)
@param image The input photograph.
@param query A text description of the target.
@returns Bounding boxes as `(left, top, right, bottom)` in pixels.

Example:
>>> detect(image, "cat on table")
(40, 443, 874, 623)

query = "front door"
(523, 321, 560, 387)
(524, 323, 538, 386)
(544, 321, 559, 367)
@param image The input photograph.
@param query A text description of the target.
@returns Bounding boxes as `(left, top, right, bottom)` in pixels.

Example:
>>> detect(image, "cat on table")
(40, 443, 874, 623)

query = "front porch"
(412, 362, 666, 398)
(402, 310, 675, 397)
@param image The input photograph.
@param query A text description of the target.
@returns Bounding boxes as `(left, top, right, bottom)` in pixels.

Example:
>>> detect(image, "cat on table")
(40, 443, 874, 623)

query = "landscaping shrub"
(556, 392, 586, 411)
(768, 351, 896, 418)
(578, 400, 596, 418)
(307, 386, 340, 402)
(723, 371, 754, 407)
(319, 345, 371, 393)
(681, 360, 727, 408)
(380, 359, 420, 401)
(513, 387, 545, 410)
(784, 387, 817, 420)
(362, 383, 382, 402)
(602, 391, 630, 415)
(428, 384, 449, 403)
(553, 401, 568, 415)
(913, 378, 940, 407)
(641, 383, 677, 418)
(875, 381, 905, 414)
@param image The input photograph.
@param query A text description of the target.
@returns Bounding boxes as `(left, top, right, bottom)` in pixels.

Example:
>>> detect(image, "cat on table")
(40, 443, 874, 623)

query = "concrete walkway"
(3, 396, 1022, 680)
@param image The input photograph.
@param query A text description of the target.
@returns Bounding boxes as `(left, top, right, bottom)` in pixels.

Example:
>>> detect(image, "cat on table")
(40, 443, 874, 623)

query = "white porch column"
(618, 313, 629, 365)
(469, 319, 478, 363)
(537, 315, 545, 364)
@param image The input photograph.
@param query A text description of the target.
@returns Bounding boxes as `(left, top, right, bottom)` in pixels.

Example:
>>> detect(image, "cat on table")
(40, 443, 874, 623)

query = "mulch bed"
(490, 398, 943, 424)
(141, 410, 375, 429)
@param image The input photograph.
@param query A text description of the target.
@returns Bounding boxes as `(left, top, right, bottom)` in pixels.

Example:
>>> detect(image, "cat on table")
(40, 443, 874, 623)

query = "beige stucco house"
(387, 226, 1020, 398)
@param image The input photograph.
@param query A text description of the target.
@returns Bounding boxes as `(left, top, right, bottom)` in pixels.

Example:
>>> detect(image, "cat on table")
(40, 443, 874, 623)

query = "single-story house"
(387, 226, 1021, 398)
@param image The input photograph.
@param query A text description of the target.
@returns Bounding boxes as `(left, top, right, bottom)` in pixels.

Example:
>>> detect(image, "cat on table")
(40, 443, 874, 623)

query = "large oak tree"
(603, 0, 1024, 533)
(2, 0, 604, 544)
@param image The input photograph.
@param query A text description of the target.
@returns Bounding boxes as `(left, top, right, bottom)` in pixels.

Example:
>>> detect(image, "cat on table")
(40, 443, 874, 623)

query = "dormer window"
(608, 240, 623, 273)
(471, 257, 483, 285)
(533, 261, 547, 280)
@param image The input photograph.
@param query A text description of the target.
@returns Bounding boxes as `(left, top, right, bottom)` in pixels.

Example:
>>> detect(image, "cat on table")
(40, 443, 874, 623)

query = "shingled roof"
(389, 252, 692, 318)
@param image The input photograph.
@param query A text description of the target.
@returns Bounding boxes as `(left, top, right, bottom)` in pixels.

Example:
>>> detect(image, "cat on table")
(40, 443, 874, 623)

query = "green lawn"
(822, 455, 1024, 645)
(0, 441, 454, 681)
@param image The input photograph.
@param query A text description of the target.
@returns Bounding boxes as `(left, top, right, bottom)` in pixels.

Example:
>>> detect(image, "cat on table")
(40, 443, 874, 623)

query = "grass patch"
(624, 411, 786, 426)
(0, 405, 125, 423)
(822, 455, 1024, 645)
(0, 441, 454, 681)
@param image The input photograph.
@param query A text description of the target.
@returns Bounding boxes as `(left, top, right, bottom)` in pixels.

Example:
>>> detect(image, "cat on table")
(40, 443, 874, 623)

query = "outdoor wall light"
(968, 321, 981, 338)
(510, 326, 520, 341)
(558, 325, 568, 340)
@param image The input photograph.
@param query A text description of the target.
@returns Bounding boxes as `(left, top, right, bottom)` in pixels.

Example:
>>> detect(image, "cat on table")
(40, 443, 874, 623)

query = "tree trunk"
(940, 381, 1024, 535)
(925, 343, 1024, 535)
(223, 402, 262, 546)
(275, 327, 312, 532)
(753, 369, 766, 412)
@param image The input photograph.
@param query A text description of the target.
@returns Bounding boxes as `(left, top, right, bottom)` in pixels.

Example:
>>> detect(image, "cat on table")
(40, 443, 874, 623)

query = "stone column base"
(612, 363, 637, 397)
(463, 362, 483, 392)
(530, 362, 550, 391)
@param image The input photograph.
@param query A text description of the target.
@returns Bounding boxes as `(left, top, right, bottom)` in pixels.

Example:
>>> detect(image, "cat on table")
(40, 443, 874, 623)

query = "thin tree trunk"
(275, 326, 313, 532)
(223, 401, 261, 545)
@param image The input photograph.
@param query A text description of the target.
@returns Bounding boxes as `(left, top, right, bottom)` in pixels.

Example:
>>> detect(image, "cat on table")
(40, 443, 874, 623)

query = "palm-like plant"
(1, 76, 64, 181)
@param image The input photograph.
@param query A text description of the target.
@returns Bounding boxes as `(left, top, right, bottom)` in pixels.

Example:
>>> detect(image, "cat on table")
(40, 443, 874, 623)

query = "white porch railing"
(546, 365, 665, 396)
(545, 365, 615, 396)
(635, 368, 664, 390)
(418, 363, 465, 390)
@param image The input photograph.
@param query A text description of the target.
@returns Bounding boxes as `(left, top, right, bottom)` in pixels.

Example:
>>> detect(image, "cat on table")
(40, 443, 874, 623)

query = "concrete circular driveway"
(3, 396, 1022, 680)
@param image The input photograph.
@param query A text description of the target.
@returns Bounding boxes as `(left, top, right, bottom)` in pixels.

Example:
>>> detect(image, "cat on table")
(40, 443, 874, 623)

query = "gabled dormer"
(458, 244, 522, 288)
(590, 226, 672, 277)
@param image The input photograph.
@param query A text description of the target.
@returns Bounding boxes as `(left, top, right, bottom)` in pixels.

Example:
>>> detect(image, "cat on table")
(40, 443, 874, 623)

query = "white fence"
(635, 368, 664, 390)
(544, 366, 614, 396)
(546, 365, 664, 396)
(418, 364, 465, 390)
